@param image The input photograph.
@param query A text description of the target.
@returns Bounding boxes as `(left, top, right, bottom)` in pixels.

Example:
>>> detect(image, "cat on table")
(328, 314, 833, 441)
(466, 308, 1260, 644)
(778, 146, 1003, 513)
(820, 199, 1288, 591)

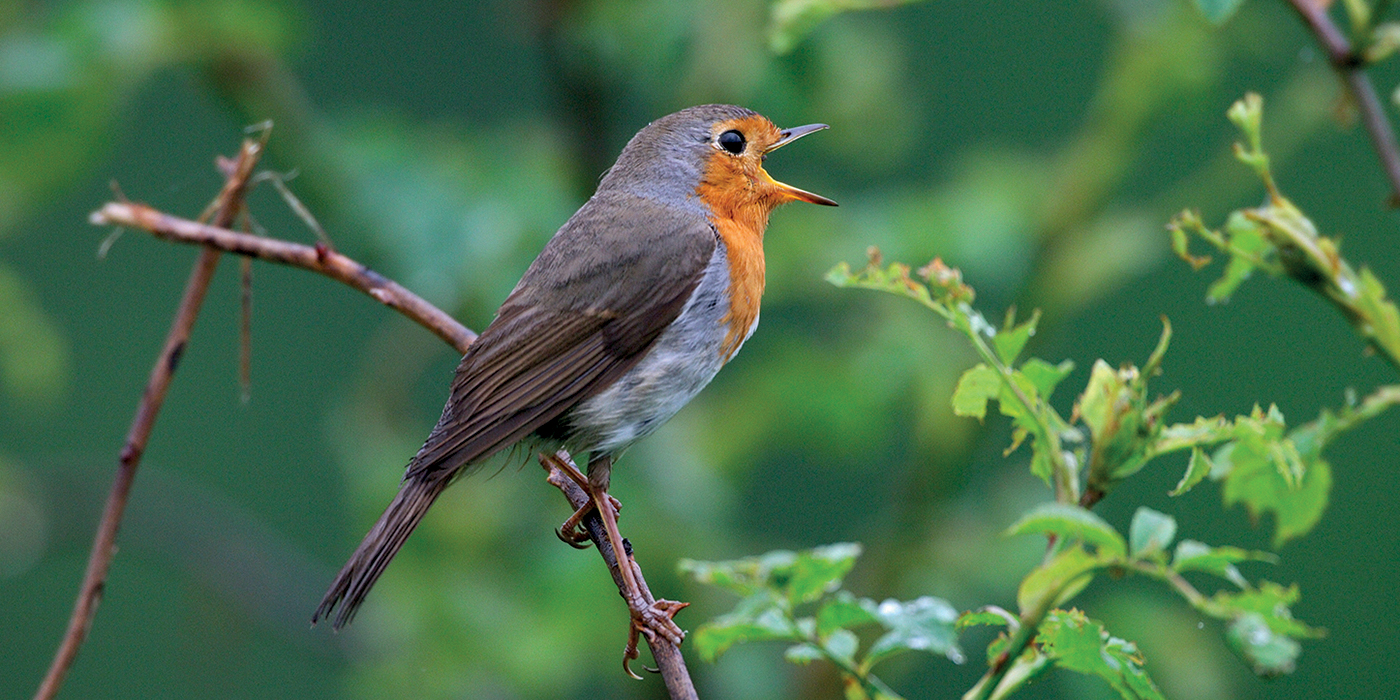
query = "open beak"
(762, 123, 838, 207)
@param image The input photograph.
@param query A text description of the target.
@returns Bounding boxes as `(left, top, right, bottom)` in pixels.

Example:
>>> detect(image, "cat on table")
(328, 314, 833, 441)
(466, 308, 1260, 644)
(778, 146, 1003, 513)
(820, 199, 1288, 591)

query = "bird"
(312, 104, 835, 645)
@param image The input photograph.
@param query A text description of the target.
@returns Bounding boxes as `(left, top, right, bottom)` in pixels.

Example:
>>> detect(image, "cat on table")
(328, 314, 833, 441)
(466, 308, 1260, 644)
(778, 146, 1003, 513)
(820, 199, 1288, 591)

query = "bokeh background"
(3, 0, 1398, 698)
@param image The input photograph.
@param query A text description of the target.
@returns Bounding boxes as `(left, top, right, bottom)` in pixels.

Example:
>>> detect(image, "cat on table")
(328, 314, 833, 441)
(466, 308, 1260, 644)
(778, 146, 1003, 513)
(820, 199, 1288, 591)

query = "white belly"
(562, 240, 754, 455)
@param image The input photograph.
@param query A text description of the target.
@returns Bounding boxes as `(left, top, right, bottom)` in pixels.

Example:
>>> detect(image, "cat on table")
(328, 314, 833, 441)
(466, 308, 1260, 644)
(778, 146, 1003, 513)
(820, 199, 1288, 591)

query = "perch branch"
(88, 201, 476, 354)
(68, 140, 696, 697)
(541, 452, 698, 700)
(35, 137, 265, 700)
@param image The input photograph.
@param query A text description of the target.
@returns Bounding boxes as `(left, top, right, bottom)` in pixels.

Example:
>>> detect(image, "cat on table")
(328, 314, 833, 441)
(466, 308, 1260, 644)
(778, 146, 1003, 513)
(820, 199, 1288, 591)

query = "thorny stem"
(34, 137, 265, 700)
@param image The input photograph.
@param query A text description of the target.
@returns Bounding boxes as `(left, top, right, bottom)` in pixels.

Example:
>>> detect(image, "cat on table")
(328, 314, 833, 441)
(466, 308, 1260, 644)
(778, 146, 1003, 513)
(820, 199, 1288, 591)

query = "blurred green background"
(2, 0, 1398, 698)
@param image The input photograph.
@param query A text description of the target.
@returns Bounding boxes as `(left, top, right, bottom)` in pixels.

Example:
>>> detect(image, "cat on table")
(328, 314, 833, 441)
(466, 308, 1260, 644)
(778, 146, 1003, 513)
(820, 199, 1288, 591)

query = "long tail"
(312, 473, 450, 629)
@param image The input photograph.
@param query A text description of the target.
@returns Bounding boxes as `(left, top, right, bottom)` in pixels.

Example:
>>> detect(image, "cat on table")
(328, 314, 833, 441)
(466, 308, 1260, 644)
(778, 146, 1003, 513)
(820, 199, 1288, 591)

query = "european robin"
(313, 104, 835, 646)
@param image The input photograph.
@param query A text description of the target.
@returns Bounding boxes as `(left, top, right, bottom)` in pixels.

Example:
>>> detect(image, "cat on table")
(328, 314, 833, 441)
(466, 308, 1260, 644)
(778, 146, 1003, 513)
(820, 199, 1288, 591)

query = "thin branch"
(35, 138, 265, 700)
(541, 454, 698, 700)
(88, 201, 476, 354)
(1289, 0, 1400, 205)
(75, 146, 699, 696)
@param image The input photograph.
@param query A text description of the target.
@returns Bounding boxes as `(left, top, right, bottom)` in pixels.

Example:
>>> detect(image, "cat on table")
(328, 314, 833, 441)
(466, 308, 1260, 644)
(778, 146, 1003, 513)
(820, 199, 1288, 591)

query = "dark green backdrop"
(2, 1, 1396, 698)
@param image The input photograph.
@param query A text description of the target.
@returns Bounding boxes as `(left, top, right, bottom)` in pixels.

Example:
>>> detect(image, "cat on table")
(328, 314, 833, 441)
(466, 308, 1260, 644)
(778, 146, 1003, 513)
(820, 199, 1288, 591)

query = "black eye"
(717, 130, 746, 154)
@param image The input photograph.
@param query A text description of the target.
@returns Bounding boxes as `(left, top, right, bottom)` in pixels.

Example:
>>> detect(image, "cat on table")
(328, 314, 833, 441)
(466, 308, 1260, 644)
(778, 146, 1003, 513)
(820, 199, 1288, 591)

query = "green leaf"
(952, 364, 1001, 420)
(691, 594, 799, 661)
(1153, 415, 1231, 457)
(1169, 447, 1214, 496)
(817, 591, 879, 636)
(1193, 0, 1248, 25)
(1204, 215, 1267, 303)
(1128, 508, 1177, 559)
(1021, 357, 1075, 400)
(1036, 609, 1165, 700)
(956, 610, 1012, 630)
(1076, 360, 1123, 443)
(1214, 408, 1333, 547)
(1227, 613, 1301, 677)
(1204, 581, 1325, 677)
(1017, 545, 1107, 616)
(863, 596, 961, 667)
(823, 628, 859, 665)
(680, 542, 863, 605)
(1171, 540, 1276, 588)
(1005, 503, 1127, 559)
(993, 310, 1040, 365)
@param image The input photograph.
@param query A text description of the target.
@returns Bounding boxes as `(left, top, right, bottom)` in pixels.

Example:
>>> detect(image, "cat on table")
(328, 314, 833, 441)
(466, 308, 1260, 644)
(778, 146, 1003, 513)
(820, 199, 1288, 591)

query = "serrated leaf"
(1206, 581, 1324, 639)
(681, 543, 863, 605)
(1021, 357, 1075, 400)
(784, 642, 823, 665)
(1017, 545, 1107, 616)
(1128, 508, 1177, 559)
(1005, 503, 1127, 558)
(1193, 0, 1248, 25)
(817, 591, 879, 636)
(1217, 423, 1332, 547)
(1171, 540, 1276, 588)
(863, 596, 961, 667)
(1203, 581, 1324, 676)
(1036, 609, 1166, 700)
(952, 364, 1001, 420)
(691, 597, 798, 661)
(1170, 447, 1214, 496)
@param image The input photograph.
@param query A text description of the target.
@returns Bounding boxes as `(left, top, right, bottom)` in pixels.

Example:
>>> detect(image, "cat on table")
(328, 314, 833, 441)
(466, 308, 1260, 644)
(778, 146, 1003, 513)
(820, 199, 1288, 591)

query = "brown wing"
(405, 191, 716, 478)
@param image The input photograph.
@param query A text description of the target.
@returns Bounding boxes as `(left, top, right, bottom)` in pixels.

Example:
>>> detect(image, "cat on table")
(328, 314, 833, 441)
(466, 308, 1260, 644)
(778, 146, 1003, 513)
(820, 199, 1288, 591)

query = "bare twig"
(1289, 0, 1400, 205)
(541, 452, 698, 700)
(35, 138, 265, 700)
(88, 201, 476, 354)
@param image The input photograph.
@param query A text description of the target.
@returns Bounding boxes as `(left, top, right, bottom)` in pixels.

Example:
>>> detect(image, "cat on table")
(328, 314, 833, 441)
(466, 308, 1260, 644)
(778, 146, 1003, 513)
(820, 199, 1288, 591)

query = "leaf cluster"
(679, 544, 960, 700)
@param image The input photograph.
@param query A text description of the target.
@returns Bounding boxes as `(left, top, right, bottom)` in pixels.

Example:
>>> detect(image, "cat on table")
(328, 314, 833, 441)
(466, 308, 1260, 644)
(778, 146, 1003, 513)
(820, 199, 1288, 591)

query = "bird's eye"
(717, 130, 746, 154)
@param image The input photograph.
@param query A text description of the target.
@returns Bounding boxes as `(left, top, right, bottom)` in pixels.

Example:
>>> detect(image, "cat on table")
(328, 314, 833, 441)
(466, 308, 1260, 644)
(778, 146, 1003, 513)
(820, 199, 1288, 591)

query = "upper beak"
(762, 123, 838, 207)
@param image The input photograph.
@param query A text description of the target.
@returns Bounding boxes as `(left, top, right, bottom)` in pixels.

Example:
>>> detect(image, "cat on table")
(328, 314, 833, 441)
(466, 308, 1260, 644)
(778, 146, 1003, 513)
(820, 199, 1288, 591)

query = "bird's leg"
(549, 453, 621, 548)
(583, 454, 686, 648)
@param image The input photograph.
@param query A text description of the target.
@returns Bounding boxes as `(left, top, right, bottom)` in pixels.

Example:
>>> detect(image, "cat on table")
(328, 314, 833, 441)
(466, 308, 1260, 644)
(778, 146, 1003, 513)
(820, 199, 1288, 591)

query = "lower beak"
(763, 123, 838, 207)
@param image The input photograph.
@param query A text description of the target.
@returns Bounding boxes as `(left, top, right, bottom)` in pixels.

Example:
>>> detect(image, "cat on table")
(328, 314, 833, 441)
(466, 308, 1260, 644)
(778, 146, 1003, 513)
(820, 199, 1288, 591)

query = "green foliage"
(685, 233, 1392, 700)
(681, 544, 959, 700)
(1035, 609, 1165, 700)
(1170, 93, 1400, 371)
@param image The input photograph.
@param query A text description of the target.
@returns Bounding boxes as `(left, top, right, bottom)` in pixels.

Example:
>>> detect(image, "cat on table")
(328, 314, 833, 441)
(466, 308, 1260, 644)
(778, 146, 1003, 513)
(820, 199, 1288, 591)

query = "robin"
(312, 104, 835, 649)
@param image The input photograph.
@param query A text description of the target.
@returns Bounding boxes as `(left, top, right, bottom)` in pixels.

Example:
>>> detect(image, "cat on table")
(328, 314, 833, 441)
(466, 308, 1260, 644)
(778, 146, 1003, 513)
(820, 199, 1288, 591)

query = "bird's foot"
(623, 598, 688, 679)
(554, 490, 624, 549)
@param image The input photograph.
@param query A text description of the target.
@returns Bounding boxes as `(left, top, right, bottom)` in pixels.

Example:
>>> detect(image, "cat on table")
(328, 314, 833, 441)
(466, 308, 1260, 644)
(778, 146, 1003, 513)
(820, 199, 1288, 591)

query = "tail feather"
(313, 474, 450, 629)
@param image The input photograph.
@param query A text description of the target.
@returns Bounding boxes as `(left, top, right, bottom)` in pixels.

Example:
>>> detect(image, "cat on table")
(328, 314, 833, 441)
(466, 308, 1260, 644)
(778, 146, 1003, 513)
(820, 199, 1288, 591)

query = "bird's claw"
(554, 492, 624, 550)
(555, 525, 592, 549)
(622, 599, 688, 679)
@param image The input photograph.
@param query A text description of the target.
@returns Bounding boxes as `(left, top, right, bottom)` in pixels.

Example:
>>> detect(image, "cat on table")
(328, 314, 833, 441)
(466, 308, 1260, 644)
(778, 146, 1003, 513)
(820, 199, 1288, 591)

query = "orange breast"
(694, 114, 793, 361)
(709, 215, 765, 360)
